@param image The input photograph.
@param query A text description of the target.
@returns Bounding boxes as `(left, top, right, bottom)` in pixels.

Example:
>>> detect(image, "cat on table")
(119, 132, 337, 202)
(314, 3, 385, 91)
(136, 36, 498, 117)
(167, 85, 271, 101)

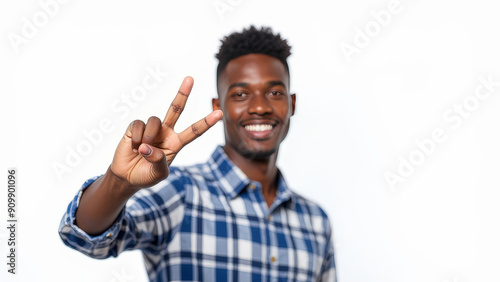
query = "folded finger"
(130, 120, 145, 152)
(142, 116, 162, 146)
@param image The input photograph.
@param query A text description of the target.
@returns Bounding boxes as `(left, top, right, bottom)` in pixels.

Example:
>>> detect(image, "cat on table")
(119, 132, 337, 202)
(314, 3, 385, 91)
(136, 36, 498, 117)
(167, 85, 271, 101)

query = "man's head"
(213, 26, 296, 161)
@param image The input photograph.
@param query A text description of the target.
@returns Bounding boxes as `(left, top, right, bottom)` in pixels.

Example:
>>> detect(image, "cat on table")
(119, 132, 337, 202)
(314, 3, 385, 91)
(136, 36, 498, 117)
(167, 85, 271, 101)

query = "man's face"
(213, 53, 296, 160)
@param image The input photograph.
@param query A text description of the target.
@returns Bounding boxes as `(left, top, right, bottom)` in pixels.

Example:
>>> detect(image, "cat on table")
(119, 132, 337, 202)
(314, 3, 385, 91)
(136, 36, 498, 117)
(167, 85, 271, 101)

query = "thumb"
(138, 144, 166, 165)
(138, 144, 169, 180)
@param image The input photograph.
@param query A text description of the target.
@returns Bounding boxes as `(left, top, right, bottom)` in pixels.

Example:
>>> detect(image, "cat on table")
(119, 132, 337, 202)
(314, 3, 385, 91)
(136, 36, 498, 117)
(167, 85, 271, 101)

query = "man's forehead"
(220, 54, 289, 88)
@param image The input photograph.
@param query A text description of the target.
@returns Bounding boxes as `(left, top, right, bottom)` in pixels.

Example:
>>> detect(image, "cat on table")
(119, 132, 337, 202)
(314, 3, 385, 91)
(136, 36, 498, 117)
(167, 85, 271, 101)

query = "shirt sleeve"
(58, 172, 187, 259)
(319, 237, 337, 282)
(318, 215, 337, 282)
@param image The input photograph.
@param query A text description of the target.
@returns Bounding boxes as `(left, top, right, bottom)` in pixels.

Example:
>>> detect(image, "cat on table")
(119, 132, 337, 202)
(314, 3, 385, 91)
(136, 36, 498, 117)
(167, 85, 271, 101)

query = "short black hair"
(215, 26, 292, 89)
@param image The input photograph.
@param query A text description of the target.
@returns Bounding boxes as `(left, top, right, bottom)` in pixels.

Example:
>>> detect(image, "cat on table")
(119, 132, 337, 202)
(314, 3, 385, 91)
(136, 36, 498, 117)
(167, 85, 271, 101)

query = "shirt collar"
(208, 146, 294, 205)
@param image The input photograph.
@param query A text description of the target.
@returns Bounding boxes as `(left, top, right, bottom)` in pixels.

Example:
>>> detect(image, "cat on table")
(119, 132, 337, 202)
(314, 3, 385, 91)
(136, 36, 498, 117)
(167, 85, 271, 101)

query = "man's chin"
(239, 147, 277, 160)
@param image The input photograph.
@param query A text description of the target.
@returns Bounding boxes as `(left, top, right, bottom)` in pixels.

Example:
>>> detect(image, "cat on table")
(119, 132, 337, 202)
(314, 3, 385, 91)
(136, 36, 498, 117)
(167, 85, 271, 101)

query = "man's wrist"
(104, 166, 138, 200)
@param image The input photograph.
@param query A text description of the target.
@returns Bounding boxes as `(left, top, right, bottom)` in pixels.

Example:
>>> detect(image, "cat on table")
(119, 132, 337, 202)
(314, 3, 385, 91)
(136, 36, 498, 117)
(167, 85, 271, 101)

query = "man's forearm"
(75, 167, 137, 236)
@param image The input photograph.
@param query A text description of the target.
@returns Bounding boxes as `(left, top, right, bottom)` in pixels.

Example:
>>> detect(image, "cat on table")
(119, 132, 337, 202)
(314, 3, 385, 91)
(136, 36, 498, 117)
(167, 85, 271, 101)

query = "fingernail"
(142, 145, 152, 156)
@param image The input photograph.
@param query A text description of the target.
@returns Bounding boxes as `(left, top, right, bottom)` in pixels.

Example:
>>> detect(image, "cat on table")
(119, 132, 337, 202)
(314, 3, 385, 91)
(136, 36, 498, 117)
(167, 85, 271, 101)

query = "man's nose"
(248, 94, 272, 115)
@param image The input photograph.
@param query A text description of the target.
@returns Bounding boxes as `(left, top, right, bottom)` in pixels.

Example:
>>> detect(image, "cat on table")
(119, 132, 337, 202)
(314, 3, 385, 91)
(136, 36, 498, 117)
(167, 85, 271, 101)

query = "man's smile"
(240, 119, 278, 139)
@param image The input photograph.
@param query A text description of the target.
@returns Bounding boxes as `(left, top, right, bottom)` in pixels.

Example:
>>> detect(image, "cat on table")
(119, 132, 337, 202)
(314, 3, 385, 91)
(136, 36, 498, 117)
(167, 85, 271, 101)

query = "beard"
(234, 143, 278, 161)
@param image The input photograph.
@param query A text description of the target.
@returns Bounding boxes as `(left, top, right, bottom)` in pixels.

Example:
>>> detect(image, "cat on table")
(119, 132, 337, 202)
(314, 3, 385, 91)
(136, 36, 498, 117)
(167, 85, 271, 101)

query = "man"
(59, 26, 336, 281)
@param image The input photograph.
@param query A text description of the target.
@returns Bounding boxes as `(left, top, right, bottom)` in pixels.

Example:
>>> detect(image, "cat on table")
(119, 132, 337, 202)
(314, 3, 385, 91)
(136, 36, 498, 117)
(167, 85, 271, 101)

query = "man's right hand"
(75, 76, 222, 236)
(110, 76, 223, 190)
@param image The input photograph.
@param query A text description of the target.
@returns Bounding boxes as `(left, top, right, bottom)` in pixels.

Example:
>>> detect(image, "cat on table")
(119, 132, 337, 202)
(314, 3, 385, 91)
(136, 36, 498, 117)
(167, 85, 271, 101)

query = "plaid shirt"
(59, 146, 336, 282)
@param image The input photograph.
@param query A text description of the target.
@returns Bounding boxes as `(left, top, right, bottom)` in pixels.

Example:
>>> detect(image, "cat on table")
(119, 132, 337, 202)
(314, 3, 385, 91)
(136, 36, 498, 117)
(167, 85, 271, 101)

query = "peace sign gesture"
(110, 76, 223, 190)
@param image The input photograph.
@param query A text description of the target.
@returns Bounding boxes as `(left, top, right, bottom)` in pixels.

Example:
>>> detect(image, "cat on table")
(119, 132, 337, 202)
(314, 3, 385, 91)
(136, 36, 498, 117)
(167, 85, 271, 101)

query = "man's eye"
(268, 91, 284, 97)
(232, 92, 248, 99)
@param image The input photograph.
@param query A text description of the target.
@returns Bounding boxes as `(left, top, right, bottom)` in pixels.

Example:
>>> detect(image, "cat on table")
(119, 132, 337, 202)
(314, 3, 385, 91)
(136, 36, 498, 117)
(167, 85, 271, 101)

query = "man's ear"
(291, 94, 296, 116)
(212, 98, 221, 111)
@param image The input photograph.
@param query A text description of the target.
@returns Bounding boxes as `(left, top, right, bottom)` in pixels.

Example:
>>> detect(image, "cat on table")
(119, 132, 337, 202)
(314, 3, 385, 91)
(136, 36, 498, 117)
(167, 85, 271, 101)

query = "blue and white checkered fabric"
(59, 146, 336, 281)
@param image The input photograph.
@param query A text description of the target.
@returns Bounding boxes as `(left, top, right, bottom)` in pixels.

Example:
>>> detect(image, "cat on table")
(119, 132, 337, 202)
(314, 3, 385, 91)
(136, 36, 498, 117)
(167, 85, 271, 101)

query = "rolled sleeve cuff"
(59, 175, 126, 247)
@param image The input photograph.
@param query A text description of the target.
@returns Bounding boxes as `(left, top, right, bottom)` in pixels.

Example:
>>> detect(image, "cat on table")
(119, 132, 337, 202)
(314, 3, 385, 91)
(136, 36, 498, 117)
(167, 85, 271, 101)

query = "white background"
(1, 0, 499, 281)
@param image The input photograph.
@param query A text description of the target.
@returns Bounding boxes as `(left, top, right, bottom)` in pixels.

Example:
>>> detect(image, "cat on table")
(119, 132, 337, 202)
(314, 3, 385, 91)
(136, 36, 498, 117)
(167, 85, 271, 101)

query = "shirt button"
(249, 184, 256, 190)
(106, 232, 113, 238)
(271, 256, 276, 263)
(267, 215, 271, 221)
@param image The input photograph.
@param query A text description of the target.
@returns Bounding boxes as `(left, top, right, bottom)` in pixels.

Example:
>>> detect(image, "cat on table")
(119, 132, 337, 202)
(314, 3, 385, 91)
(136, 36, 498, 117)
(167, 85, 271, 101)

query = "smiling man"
(213, 51, 296, 208)
(59, 26, 336, 281)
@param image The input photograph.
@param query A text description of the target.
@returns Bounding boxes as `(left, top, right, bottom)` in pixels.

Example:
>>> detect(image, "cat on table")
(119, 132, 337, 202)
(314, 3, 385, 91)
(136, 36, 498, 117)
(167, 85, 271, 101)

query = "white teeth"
(244, 124, 273, 132)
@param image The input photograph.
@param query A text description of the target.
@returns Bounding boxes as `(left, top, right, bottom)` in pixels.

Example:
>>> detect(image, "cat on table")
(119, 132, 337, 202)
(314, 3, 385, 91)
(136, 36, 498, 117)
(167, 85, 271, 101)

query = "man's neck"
(223, 146, 279, 208)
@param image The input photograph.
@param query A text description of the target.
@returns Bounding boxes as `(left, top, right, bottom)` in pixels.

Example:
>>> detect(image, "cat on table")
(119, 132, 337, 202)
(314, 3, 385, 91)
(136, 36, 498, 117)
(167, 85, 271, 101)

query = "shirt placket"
(248, 181, 280, 282)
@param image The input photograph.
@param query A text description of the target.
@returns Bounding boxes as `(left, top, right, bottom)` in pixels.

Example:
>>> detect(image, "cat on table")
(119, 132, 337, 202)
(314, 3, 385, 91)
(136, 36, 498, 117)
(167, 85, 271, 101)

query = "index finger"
(178, 110, 223, 146)
(163, 76, 194, 128)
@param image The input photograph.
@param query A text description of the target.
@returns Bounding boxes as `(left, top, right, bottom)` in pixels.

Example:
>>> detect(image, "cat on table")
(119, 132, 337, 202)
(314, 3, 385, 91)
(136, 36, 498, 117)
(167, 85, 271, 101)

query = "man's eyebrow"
(227, 81, 286, 91)
(227, 82, 249, 90)
(267, 81, 286, 88)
